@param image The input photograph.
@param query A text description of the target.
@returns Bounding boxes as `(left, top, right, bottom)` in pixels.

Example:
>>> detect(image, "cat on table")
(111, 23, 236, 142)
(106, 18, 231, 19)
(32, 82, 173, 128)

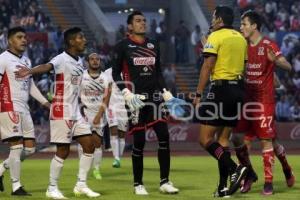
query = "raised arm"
(15, 63, 53, 78)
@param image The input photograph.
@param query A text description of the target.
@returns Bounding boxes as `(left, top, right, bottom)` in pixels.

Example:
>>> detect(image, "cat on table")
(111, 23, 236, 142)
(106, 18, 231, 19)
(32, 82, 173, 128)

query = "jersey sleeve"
(0, 58, 5, 83)
(112, 41, 126, 92)
(269, 40, 282, 58)
(203, 33, 219, 56)
(48, 54, 63, 73)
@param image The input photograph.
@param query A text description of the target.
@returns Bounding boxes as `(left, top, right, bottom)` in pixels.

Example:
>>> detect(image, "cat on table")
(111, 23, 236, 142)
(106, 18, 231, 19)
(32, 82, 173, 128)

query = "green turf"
(0, 155, 299, 199)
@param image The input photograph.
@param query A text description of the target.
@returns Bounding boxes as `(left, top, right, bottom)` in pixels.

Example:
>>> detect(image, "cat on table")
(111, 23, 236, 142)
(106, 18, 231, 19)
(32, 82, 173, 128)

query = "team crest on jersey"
(258, 47, 264, 55)
(147, 43, 154, 49)
(99, 78, 104, 84)
(8, 111, 19, 124)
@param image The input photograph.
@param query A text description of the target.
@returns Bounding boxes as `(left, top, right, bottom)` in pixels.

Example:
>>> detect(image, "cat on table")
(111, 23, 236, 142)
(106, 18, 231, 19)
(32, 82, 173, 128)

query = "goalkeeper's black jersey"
(112, 36, 166, 96)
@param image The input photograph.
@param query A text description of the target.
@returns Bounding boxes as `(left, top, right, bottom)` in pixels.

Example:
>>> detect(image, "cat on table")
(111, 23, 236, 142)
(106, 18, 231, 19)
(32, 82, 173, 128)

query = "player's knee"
(81, 143, 95, 154)
(20, 147, 36, 161)
(132, 145, 143, 157)
(231, 134, 244, 147)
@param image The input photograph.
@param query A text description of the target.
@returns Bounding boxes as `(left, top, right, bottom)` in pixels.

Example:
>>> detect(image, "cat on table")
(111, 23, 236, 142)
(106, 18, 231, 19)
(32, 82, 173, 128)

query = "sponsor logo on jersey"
(147, 43, 154, 49)
(248, 63, 261, 69)
(71, 75, 81, 85)
(133, 57, 155, 65)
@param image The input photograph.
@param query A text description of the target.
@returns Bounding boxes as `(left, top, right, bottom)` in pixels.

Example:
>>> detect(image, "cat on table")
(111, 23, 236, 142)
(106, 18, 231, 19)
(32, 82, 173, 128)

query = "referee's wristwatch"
(195, 92, 203, 98)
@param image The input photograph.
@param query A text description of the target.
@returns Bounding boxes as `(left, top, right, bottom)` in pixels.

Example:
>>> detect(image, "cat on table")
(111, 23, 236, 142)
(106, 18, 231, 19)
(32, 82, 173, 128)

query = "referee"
(193, 6, 248, 197)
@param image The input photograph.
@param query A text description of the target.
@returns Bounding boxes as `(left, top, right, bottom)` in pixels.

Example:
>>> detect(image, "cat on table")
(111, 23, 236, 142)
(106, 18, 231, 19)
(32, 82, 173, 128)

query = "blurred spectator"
(292, 73, 300, 89)
(174, 20, 190, 63)
(116, 24, 126, 41)
(276, 95, 291, 121)
(149, 19, 157, 39)
(293, 53, 300, 73)
(290, 102, 300, 121)
(0, 27, 8, 51)
(53, 26, 63, 51)
(163, 64, 177, 95)
(191, 25, 203, 69)
(156, 21, 167, 64)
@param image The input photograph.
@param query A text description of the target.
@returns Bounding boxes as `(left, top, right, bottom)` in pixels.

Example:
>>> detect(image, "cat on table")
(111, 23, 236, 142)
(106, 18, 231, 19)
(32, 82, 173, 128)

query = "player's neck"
(88, 69, 100, 78)
(130, 34, 145, 44)
(7, 48, 23, 58)
(65, 49, 79, 60)
(250, 32, 263, 46)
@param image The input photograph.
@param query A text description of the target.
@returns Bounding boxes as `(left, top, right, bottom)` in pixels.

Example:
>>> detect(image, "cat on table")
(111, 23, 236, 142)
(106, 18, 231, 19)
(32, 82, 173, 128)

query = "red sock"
(262, 149, 275, 183)
(274, 144, 291, 171)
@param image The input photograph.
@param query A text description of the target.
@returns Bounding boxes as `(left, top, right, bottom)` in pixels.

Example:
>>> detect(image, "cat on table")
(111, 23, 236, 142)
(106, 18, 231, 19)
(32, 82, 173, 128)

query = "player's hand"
(162, 89, 187, 118)
(193, 97, 201, 106)
(14, 65, 31, 78)
(267, 45, 277, 62)
(43, 102, 51, 109)
(93, 113, 101, 126)
(122, 88, 145, 111)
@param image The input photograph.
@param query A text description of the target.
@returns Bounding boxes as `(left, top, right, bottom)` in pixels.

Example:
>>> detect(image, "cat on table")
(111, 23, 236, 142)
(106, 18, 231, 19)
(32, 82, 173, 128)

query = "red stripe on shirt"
(51, 73, 64, 119)
(0, 72, 13, 112)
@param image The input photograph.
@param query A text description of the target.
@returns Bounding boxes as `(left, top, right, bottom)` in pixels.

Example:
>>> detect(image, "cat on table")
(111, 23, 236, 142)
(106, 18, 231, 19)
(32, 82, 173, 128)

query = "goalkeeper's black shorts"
(196, 80, 244, 127)
(127, 99, 168, 134)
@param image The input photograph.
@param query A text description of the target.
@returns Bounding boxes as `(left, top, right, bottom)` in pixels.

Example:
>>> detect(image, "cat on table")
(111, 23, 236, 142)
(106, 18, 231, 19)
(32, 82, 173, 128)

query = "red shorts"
(233, 103, 276, 140)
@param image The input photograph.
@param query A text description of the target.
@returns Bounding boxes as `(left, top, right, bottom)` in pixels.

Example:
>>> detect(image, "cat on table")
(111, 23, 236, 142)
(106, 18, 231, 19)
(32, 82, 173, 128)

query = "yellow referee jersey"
(203, 27, 247, 80)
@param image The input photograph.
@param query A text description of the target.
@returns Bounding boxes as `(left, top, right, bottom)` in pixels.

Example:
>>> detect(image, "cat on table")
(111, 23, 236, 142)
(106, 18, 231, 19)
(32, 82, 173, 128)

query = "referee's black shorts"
(197, 80, 244, 127)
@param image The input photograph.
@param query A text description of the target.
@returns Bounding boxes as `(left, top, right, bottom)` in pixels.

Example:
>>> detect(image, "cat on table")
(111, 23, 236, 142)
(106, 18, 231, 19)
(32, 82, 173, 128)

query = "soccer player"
(232, 10, 293, 195)
(78, 52, 110, 180)
(15, 27, 100, 199)
(104, 67, 128, 168)
(0, 27, 50, 196)
(112, 10, 185, 195)
(193, 6, 248, 197)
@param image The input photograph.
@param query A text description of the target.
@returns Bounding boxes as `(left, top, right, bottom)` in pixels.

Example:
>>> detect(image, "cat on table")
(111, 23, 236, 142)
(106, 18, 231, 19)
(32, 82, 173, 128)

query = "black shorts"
(197, 80, 244, 127)
(128, 99, 168, 134)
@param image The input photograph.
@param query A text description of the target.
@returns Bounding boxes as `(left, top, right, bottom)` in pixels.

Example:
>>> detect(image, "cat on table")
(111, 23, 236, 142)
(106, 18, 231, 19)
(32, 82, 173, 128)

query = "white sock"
(93, 148, 102, 170)
(77, 144, 83, 159)
(0, 159, 9, 176)
(111, 136, 119, 160)
(77, 153, 93, 187)
(49, 155, 64, 190)
(9, 144, 23, 192)
(0, 146, 36, 176)
(119, 138, 125, 158)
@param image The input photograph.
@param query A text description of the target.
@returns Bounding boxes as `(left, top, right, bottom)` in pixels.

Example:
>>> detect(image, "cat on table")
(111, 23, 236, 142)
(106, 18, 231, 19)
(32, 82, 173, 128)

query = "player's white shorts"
(50, 117, 91, 144)
(0, 111, 35, 142)
(85, 112, 105, 137)
(106, 106, 128, 132)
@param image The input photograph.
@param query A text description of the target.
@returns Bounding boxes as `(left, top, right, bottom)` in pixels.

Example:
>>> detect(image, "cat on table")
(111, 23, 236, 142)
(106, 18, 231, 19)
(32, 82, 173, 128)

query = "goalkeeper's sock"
(158, 141, 170, 185)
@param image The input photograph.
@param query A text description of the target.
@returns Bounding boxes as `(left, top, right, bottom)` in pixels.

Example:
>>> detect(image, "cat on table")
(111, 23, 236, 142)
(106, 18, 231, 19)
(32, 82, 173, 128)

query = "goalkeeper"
(112, 10, 185, 195)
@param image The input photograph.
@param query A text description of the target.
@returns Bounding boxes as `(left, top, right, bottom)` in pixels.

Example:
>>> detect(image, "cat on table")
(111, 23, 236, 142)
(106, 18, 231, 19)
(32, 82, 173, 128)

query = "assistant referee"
(193, 6, 248, 197)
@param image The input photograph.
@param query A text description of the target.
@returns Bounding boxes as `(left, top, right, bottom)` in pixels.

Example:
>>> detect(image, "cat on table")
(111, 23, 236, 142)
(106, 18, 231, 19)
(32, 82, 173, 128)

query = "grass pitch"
(0, 155, 299, 199)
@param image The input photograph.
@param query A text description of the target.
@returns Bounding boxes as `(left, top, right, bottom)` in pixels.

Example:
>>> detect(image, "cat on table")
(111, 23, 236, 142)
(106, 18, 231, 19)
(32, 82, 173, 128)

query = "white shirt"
(0, 50, 32, 113)
(104, 67, 125, 107)
(49, 51, 84, 120)
(80, 70, 108, 114)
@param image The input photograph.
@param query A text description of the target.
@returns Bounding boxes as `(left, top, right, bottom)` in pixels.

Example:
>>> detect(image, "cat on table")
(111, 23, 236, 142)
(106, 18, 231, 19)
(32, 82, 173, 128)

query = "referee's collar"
(216, 25, 234, 31)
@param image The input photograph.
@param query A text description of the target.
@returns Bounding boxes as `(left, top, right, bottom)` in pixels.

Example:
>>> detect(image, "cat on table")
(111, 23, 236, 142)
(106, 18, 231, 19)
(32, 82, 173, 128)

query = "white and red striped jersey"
(50, 51, 84, 120)
(80, 70, 108, 114)
(0, 50, 32, 113)
(104, 67, 125, 107)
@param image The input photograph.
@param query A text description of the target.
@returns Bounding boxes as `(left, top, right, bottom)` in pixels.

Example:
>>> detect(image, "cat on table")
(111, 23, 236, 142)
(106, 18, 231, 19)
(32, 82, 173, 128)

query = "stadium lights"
(158, 8, 165, 15)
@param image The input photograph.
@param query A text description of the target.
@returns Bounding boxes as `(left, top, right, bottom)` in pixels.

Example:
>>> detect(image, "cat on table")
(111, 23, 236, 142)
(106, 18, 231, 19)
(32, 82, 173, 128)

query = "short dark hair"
(214, 5, 234, 26)
(7, 26, 26, 39)
(64, 27, 82, 47)
(127, 10, 144, 24)
(241, 10, 262, 30)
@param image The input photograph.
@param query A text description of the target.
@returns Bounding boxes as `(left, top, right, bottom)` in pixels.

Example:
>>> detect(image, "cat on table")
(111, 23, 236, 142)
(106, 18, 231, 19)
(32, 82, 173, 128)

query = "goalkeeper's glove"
(162, 88, 187, 118)
(122, 88, 146, 111)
